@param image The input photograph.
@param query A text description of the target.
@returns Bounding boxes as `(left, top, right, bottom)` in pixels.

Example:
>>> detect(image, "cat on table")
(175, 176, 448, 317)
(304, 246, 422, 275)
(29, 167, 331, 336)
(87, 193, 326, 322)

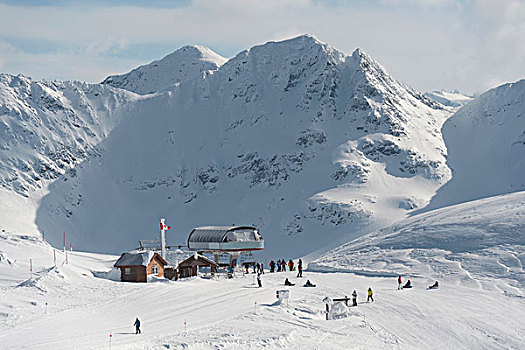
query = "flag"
(160, 222, 171, 231)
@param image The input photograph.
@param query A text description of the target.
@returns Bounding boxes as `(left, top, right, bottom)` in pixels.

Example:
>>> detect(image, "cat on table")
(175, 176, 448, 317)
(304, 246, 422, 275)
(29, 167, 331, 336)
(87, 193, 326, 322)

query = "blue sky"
(0, 0, 523, 94)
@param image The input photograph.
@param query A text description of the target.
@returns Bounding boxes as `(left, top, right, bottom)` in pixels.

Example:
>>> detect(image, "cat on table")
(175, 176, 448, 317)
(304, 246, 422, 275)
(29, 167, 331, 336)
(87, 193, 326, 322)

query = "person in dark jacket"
(281, 259, 286, 272)
(284, 278, 295, 286)
(270, 260, 275, 273)
(303, 280, 316, 287)
(257, 273, 262, 288)
(403, 280, 412, 289)
(428, 281, 439, 289)
(352, 290, 358, 306)
(297, 259, 303, 277)
(134, 318, 141, 334)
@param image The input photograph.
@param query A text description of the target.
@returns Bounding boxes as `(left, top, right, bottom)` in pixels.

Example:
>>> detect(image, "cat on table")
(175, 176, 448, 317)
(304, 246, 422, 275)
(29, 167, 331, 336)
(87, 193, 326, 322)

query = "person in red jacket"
(288, 260, 294, 271)
(398, 276, 402, 290)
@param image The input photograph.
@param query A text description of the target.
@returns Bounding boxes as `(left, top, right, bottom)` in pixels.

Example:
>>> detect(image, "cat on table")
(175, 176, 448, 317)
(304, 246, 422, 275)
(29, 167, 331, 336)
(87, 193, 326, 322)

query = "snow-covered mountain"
(424, 90, 473, 108)
(310, 190, 525, 294)
(0, 73, 137, 233)
(34, 35, 452, 257)
(101, 45, 227, 95)
(423, 79, 525, 212)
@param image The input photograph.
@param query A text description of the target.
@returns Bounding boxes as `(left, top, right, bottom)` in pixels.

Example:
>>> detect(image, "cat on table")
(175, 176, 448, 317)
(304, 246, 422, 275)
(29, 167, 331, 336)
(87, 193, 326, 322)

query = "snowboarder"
(352, 290, 357, 306)
(134, 317, 141, 334)
(367, 287, 374, 302)
(257, 273, 262, 288)
(403, 280, 412, 289)
(303, 280, 316, 287)
(428, 281, 439, 289)
(288, 260, 294, 271)
(398, 276, 402, 290)
(297, 259, 303, 278)
(284, 278, 295, 286)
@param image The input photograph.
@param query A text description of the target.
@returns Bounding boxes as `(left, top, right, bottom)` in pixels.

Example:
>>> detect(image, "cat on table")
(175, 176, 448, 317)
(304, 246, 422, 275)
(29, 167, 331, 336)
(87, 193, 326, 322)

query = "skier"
(253, 263, 257, 274)
(398, 276, 402, 290)
(303, 280, 316, 287)
(367, 287, 374, 302)
(256, 262, 260, 274)
(288, 260, 294, 271)
(257, 273, 262, 288)
(403, 280, 412, 289)
(352, 290, 357, 306)
(428, 281, 439, 289)
(297, 259, 303, 278)
(284, 278, 295, 286)
(134, 317, 141, 334)
(277, 260, 281, 272)
(260, 263, 264, 274)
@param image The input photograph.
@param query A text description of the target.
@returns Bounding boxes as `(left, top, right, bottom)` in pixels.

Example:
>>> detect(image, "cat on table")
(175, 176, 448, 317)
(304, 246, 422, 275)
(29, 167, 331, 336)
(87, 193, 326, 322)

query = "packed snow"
(1, 218, 524, 349)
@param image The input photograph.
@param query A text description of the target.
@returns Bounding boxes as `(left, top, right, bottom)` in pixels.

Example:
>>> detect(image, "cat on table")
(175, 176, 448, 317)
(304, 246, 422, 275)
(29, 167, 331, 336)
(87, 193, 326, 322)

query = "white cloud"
(0, 0, 523, 93)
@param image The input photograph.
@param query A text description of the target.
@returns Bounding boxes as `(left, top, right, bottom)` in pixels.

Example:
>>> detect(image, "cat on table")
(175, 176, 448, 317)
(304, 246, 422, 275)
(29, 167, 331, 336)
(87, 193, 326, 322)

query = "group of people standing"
(269, 258, 300, 273)
(350, 287, 374, 307)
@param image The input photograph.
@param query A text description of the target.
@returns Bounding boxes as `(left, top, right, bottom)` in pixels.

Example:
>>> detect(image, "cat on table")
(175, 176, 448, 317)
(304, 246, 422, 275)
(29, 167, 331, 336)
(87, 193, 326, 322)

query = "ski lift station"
(187, 226, 264, 266)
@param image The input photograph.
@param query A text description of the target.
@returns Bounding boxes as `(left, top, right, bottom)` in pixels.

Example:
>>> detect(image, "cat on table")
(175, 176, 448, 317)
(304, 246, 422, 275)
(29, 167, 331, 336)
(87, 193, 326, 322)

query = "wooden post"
(326, 304, 329, 320)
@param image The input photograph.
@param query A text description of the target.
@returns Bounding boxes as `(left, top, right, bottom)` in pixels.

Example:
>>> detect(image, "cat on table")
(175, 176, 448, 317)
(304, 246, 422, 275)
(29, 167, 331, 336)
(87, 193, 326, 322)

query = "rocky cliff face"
(0, 74, 136, 196)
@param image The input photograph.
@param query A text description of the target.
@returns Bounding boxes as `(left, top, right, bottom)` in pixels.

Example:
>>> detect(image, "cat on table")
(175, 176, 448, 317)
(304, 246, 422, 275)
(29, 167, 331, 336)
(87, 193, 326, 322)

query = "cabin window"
(124, 268, 131, 275)
(152, 265, 159, 275)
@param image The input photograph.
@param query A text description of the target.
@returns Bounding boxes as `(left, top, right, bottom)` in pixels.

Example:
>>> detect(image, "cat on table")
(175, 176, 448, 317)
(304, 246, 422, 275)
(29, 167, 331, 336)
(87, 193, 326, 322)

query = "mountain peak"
(101, 45, 227, 95)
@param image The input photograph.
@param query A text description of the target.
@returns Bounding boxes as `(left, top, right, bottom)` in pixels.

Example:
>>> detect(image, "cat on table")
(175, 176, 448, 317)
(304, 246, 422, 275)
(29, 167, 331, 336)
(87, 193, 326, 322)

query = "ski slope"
(311, 191, 525, 296)
(0, 228, 524, 349)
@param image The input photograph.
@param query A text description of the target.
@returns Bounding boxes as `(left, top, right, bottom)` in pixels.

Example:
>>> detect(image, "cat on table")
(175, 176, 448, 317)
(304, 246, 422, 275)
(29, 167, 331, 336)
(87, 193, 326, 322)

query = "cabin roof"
(114, 251, 167, 267)
(178, 253, 218, 267)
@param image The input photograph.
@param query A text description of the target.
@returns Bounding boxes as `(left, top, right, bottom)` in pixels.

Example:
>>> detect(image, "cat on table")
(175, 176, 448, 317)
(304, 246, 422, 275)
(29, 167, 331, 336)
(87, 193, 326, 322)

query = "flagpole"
(160, 218, 166, 260)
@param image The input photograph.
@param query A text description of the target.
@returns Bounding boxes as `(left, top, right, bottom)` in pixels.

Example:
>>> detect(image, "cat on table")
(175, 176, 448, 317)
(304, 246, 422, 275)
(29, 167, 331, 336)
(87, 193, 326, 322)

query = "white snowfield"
(311, 191, 525, 294)
(424, 90, 473, 108)
(1, 192, 524, 349)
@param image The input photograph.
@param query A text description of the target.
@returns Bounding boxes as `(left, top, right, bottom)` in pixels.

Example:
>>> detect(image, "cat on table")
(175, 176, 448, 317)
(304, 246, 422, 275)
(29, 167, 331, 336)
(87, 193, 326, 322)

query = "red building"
(114, 251, 167, 282)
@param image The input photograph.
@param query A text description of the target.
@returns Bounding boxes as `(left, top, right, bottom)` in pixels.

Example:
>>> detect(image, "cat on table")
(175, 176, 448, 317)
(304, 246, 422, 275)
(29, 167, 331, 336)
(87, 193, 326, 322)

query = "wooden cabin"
(114, 251, 167, 282)
(178, 253, 218, 278)
(164, 266, 178, 281)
